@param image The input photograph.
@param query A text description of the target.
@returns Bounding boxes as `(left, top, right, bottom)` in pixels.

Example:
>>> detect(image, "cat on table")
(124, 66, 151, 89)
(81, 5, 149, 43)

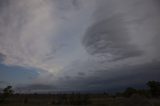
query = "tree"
(3, 86, 14, 96)
(0, 86, 14, 103)
(147, 81, 160, 97)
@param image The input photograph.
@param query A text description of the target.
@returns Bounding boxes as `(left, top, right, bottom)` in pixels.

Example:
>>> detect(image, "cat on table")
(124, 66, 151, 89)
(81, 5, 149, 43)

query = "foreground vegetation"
(0, 81, 160, 106)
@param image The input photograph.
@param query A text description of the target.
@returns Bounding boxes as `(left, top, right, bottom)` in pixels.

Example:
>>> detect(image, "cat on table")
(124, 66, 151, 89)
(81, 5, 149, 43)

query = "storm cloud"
(54, 60, 160, 92)
(0, 0, 160, 92)
(16, 84, 56, 93)
(83, 16, 143, 61)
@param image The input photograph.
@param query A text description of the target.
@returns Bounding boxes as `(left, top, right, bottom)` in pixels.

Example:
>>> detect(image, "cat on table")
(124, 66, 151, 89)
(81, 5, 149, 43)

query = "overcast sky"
(0, 0, 160, 92)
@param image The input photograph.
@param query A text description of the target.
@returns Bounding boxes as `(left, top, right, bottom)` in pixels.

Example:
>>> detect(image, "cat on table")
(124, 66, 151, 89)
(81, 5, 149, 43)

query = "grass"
(0, 94, 160, 106)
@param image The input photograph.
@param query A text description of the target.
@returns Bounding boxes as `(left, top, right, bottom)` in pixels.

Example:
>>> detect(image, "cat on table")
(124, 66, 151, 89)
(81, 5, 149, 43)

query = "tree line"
(118, 80, 160, 98)
(0, 80, 160, 104)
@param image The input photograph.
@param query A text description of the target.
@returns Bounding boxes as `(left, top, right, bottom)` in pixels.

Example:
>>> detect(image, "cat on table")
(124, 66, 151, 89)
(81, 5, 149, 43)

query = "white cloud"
(0, 0, 95, 77)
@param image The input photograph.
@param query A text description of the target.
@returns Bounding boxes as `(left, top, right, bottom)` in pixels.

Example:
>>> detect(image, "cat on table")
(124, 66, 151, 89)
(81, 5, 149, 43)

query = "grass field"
(0, 94, 160, 106)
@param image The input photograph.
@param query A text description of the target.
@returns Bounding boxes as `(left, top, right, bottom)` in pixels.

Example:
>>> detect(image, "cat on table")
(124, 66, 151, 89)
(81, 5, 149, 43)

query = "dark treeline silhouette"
(0, 80, 160, 105)
(118, 80, 160, 98)
(0, 86, 14, 103)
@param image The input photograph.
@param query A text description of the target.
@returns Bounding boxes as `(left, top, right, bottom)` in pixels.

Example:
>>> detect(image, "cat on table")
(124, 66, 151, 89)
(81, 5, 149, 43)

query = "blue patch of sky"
(0, 62, 39, 86)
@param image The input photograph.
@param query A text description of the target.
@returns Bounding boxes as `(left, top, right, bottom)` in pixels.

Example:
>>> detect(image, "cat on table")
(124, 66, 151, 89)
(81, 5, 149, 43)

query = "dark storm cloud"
(16, 84, 56, 92)
(59, 60, 160, 92)
(83, 16, 143, 61)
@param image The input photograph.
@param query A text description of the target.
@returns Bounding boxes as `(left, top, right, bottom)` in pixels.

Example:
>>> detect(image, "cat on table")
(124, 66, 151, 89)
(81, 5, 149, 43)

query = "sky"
(0, 0, 160, 93)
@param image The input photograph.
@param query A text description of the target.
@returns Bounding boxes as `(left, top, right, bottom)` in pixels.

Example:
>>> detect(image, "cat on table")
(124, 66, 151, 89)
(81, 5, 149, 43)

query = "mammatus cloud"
(0, 0, 160, 91)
